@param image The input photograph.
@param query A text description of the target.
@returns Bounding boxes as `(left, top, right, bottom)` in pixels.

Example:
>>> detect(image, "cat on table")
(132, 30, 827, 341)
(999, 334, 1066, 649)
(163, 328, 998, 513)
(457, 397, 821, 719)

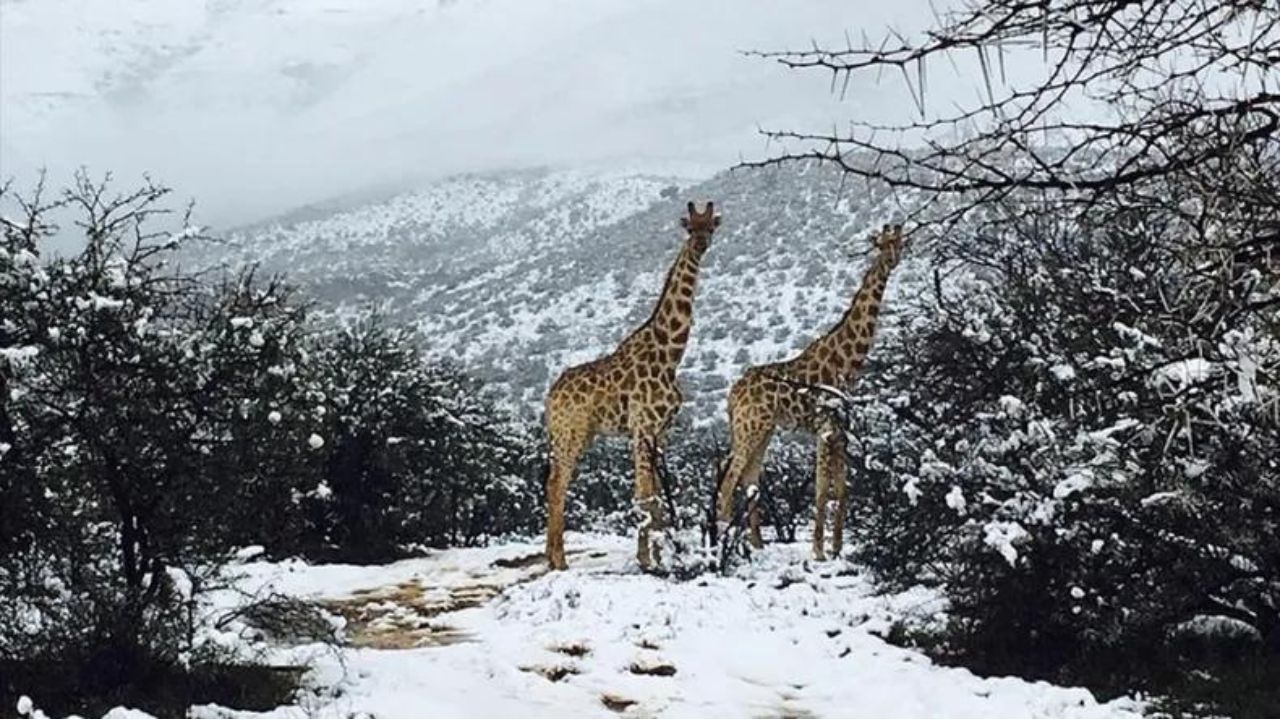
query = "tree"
(299, 313, 539, 561)
(1, 174, 314, 714)
(844, 145, 1279, 708)
(746, 0, 1279, 241)
(745, 2, 1279, 711)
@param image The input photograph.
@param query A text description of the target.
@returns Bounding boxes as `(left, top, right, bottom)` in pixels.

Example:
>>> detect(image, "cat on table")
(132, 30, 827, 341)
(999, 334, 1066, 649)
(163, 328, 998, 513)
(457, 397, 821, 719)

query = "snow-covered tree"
(295, 312, 539, 561)
(0, 174, 317, 709)
(847, 142, 1279, 695)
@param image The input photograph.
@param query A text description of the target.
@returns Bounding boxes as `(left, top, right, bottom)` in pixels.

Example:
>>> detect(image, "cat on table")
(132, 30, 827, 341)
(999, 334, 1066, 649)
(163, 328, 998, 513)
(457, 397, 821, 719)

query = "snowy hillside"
(88, 536, 1139, 719)
(198, 163, 928, 420)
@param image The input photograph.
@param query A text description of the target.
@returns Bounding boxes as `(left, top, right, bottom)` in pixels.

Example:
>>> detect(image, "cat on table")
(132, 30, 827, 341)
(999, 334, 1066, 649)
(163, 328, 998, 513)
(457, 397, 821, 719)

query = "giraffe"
(544, 201, 722, 571)
(716, 223, 905, 560)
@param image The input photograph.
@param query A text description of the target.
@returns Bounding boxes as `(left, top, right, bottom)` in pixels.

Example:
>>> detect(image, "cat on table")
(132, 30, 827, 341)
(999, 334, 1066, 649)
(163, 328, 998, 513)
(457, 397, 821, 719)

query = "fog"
(1, 0, 998, 229)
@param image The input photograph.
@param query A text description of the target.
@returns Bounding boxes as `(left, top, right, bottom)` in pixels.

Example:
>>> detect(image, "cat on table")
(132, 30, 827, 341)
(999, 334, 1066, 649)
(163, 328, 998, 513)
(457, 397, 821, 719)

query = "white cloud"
(1, 0, 1024, 229)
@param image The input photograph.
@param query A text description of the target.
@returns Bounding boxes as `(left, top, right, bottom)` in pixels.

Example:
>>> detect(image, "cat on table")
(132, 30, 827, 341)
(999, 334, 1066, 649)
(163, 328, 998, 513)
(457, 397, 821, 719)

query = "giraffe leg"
(717, 403, 773, 515)
(717, 427, 770, 528)
(743, 441, 768, 549)
(815, 426, 849, 559)
(830, 437, 849, 558)
(632, 431, 665, 570)
(546, 419, 591, 571)
(649, 421, 674, 530)
(812, 434, 837, 561)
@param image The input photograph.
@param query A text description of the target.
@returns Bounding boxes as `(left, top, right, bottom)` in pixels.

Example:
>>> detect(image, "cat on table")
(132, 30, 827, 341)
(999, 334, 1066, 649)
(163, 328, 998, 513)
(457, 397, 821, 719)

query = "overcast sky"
(1, 0, 990, 229)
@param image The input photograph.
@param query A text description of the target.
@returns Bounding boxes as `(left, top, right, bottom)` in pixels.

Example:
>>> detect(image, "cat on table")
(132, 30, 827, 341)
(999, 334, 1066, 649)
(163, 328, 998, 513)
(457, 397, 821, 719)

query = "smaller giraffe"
(717, 224, 905, 560)
(544, 202, 722, 571)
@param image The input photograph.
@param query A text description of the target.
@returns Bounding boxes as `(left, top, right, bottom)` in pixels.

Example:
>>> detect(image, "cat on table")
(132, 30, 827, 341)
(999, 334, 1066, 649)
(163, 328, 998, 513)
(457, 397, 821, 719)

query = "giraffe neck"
(798, 246, 900, 381)
(633, 239, 704, 365)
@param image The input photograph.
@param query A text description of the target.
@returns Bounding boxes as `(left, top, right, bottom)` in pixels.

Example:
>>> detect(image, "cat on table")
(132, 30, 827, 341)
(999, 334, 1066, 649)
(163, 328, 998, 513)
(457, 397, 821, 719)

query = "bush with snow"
(286, 312, 541, 562)
(0, 175, 325, 714)
(845, 143, 1280, 694)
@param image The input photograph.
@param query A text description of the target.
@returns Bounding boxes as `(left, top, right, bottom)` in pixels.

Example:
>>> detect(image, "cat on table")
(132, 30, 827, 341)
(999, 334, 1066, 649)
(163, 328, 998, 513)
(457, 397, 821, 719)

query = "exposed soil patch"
(492, 552, 546, 569)
(552, 642, 592, 658)
(520, 663, 581, 682)
(601, 693, 637, 712)
(322, 547, 593, 650)
(630, 659, 677, 677)
(491, 548, 606, 569)
(323, 581, 501, 649)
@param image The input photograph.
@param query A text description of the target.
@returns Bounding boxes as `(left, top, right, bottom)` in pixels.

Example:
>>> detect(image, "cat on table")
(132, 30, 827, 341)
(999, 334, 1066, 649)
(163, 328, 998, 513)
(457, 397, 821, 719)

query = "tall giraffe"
(545, 201, 722, 571)
(717, 223, 905, 560)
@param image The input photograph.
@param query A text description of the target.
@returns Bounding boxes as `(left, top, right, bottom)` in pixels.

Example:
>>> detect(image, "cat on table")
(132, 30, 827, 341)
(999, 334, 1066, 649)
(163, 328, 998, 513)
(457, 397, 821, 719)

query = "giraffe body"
(545, 202, 721, 570)
(718, 224, 905, 559)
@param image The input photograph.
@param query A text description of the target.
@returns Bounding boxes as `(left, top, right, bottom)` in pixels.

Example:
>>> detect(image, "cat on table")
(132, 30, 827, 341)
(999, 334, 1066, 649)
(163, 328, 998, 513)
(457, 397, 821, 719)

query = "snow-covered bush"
(0, 174, 550, 712)
(566, 422, 727, 538)
(292, 312, 540, 562)
(849, 144, 1280, 688)
(754, 438, 817, 544)
(0, 175, 315, 713)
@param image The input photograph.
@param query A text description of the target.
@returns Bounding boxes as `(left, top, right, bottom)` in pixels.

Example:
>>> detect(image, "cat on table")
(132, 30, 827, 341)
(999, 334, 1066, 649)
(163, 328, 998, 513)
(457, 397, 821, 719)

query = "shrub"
(847, 144, 1280, 708)
(295, 313, 539, 561)
(0, 175, 312, 714)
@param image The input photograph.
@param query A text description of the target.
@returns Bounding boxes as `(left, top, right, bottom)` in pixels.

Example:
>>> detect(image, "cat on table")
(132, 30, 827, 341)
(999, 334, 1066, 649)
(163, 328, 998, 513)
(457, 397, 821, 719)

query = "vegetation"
(750, 0, 1280, 714)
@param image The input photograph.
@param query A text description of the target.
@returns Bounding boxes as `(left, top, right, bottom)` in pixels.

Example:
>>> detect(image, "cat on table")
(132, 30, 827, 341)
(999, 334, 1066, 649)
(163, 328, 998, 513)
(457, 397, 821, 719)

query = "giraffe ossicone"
(543, 201, 722, 571)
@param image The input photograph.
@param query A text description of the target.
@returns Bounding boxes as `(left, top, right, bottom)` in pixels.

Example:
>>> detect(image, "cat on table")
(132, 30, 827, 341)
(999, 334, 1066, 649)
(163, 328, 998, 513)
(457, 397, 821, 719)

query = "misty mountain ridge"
(200, 163, 932, 422)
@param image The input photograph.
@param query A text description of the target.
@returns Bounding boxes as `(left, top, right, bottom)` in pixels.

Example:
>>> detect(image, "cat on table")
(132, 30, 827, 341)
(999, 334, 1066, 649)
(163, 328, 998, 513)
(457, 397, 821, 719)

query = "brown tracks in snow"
(322, 581, 499, 649)
(321, 549, 597, 650)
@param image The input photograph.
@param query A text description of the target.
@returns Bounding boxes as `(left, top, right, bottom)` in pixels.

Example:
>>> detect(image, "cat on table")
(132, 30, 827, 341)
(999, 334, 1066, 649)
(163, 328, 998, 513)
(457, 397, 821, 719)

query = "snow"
(1151, 358, 1214, 390)
(16, 695, 33, 717)
(165, 567, 193, 601)
(1140, 491, 1183, 507)
(171, 226, 204, 242)
(157, 535, 1142, 719)
(1112, 321, 1161, 349)
(82, 292, 125, 311)
(983, 522, 1029, 567)
(945, 486, 967, 513)
(306, 433, 324, 449)
(997, 394, 1025, 416)
(234, 545, 265, 561)
(902, 477, 923, 505)
(1053, 471, 1093, 500)
(100, 708, 152, 719)
(0, 345, 40, 365)
(1049, 364, 1076, 382)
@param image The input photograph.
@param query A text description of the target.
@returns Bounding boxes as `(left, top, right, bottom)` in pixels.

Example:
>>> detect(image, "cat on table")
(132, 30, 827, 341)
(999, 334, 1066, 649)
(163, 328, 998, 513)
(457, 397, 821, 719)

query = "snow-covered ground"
(87, 534, 1146, 718)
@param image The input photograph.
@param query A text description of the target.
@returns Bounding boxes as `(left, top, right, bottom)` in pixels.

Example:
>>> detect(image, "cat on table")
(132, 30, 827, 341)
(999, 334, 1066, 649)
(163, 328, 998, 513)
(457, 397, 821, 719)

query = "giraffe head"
(680, 201, 721, 253)
(871, 223, 906, 265)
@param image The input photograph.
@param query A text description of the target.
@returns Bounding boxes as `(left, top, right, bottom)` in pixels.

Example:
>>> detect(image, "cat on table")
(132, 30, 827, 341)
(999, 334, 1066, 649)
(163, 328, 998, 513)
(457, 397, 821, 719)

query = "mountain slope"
(206, 163, 930, 422)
